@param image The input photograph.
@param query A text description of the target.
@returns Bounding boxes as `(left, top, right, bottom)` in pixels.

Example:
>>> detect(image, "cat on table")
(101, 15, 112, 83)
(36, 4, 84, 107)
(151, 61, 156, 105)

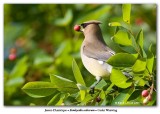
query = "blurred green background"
(4, 4, 156, 106)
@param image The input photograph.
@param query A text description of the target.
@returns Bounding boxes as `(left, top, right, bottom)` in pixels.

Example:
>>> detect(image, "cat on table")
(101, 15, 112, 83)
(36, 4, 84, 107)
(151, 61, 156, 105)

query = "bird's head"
(74, 20, 102, 33)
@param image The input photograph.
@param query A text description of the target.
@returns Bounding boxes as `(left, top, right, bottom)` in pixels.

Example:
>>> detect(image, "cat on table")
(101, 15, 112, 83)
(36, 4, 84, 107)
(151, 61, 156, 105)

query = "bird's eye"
(81, 23, 87, 28)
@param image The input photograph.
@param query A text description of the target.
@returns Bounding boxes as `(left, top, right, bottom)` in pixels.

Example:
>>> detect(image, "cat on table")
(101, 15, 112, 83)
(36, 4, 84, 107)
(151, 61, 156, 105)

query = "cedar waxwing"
(74, 20, 130, 94)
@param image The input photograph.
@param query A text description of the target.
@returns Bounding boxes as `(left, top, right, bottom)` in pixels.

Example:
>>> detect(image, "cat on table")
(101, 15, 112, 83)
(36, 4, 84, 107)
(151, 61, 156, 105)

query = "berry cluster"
(142, 89, 152, 105)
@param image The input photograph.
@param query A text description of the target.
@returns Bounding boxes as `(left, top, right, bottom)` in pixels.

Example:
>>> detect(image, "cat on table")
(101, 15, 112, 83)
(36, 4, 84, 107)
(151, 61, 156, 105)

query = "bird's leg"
(89, 76, 102, 95)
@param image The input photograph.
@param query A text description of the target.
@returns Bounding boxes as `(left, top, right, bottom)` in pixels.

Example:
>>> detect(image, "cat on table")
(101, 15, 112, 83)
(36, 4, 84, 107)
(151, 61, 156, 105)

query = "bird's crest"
(81, 20, 101, 28)
(82, 20, 102, 24)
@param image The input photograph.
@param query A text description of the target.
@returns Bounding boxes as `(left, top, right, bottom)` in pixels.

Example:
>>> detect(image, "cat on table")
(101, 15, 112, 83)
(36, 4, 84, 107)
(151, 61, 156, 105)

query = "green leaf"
(76, 5, 112, 23)
(79, 92, 99, 106)
(114, 26, 121, 34)
(54, 41, 67, 57)
(76, 83, 87, 101)
(122, 4, 131, 24)
(110, 68, 132, 88)
(136, 29, 144, 49)
(47, 93, 61, 106)
(120, 21, 132, 30)
(107, 53, 136, 67)
(50, 74, 78, 93)
(34, 54, 53, 67)
(111, 87, 134, 105)
(146, 44, 154, 74)
(128, 90, 141, 101)
(72, 59, 86, 86)
(56, 93, 68, 106)
(95, 79, 108, 89)
(22, 82, 57, 98)
(54, 9, 73, 26)
(108, 22, 121, 26)
(113, 30, 132, 46)
(64, 96, 78, 105)
(50, 74, 77, 87)
(10, 56, 28, 78)
(80, 90, 86, 101)
(105, 83, 114, 94)
(132, 58, 147, 73)
(115, 29, 137, 53)
(6, 77, 25, 87)
(126, 90, 142, 106)
(139, 47, 147, 58)
(100, 90, 106, 100)
(118, 46, 137, 54)
(76, 83, 87, 90)
(132, 53, 139, 58)
(133, 76, 146, 86)
(131, 32, 139, 50)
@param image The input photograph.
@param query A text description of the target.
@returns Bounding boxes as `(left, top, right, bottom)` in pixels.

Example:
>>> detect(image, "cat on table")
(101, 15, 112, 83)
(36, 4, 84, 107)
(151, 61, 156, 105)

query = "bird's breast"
(80, 45, 111, 77)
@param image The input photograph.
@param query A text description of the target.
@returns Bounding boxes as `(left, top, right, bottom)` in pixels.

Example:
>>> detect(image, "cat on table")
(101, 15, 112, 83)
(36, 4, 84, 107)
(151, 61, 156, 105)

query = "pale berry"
(147, 95, 152, 101)
(143, 98, 149, 105)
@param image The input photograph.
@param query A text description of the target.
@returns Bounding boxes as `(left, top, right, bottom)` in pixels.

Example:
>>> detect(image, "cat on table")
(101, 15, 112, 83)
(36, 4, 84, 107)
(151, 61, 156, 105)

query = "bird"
(74, 20, 130, 94)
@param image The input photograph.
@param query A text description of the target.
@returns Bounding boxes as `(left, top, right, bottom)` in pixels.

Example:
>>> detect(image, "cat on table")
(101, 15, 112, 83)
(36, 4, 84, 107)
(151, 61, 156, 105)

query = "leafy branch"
(21, 4, 156, 106)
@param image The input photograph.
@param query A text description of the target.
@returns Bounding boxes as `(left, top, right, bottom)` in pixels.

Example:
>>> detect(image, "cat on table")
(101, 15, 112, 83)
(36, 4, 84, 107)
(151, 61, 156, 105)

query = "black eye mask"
(81, 23, 89, 28)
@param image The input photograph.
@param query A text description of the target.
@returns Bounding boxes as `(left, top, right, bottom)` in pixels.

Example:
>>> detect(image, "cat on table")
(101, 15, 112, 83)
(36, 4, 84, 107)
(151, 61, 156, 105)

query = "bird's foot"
(89, 87, 95, 96)
(89, 77, 102, 96)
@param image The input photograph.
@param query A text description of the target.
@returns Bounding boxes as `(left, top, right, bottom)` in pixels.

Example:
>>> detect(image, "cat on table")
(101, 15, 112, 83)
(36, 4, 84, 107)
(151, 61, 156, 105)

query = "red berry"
(135, 18, 143, 25)
(9, 53, 16, 61)
(74, 25, 81, 31)
(96, 96, 101, 102)
(142, 90, 149, 97)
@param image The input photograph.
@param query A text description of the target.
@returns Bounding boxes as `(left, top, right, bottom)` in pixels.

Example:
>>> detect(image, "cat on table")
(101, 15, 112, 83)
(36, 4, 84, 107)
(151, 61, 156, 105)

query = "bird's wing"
(82, 43, 115, 61)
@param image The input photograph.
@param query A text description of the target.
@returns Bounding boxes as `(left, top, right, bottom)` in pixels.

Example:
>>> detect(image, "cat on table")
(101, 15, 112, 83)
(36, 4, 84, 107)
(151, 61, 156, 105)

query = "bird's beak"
(78, 25, 84, 32)
(80, 28, 84, 32)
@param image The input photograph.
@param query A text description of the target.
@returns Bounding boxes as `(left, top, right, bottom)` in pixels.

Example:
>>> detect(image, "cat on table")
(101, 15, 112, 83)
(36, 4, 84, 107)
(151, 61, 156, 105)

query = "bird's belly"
(81, 51, 111, 77)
